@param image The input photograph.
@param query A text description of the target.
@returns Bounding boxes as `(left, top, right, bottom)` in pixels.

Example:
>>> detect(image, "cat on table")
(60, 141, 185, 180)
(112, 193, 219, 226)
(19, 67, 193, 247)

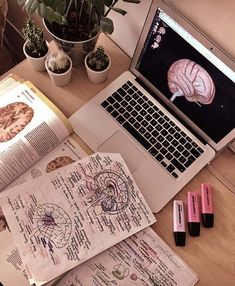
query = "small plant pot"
(23, 41, 49, 72)
(45, 55, 72, 87)
(85, 52, 111, 84)
(43, 19, 100, 66)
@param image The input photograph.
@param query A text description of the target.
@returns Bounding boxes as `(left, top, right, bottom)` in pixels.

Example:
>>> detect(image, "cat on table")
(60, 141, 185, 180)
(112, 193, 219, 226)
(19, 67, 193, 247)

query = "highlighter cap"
(174, 231, 186, 246)
(188, 222, 200, 236)
(202, 213, 214, 227)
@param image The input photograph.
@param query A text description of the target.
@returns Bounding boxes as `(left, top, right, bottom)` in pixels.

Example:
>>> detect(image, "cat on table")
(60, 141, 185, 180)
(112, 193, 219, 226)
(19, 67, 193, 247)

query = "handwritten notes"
(1, 153, 156, 285)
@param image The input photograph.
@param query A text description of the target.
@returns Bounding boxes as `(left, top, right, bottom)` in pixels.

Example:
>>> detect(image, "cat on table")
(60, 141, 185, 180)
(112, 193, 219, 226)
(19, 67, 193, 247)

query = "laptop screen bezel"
(130, 0, 235, 151)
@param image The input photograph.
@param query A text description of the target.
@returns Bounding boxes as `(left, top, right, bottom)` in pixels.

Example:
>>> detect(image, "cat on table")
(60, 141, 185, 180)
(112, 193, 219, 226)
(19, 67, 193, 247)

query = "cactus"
(47, 50, 70, 73)
(87, 46, 109, 72)
(22, 18, 48, 57)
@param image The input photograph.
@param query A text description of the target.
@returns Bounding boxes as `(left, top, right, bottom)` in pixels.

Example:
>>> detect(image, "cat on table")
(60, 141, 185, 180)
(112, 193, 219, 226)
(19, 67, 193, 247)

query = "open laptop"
(70, 0, 235, 213)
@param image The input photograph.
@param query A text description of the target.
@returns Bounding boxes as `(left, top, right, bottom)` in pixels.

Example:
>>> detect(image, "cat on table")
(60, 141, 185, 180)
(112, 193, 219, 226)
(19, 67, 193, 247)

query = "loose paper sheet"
(0, 135, 88, 286)
(56, 227, 198, 286)
(1, 153, 156, 285)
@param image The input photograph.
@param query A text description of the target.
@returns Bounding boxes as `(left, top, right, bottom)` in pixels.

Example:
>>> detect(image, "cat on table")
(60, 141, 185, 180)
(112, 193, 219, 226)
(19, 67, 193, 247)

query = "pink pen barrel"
(187, 191, 200, 236)
(201, 183, 214, 227)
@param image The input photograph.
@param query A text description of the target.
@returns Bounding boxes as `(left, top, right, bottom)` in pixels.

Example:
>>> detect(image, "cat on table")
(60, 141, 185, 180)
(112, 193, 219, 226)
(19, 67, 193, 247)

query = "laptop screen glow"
(136, 8, 235, 144)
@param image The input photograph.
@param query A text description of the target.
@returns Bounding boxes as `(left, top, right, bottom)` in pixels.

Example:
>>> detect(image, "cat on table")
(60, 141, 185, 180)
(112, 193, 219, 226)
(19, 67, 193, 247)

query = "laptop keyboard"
(101, 81, 204, 179)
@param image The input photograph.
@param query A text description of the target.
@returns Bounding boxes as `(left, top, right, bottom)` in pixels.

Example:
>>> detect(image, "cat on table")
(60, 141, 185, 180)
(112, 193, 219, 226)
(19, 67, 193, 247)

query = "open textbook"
(0, 74, 73, 191)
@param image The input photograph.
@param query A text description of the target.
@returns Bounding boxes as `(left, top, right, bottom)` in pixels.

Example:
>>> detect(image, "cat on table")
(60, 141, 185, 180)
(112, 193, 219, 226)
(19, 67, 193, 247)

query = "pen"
(173, 200, 186, 246)
(201, 183, 214, 227)
(187, 191, 200, 236)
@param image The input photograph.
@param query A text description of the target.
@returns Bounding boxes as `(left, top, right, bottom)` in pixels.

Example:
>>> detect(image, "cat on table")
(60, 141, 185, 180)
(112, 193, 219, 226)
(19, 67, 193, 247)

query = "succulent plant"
(86, 46, 109, 71)
(22, 18, 48, 57)
(47, 50, 71, 73)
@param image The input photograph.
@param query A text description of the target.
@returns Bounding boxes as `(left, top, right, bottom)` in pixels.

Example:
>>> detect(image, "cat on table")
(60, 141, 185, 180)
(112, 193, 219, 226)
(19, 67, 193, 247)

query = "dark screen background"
(136, 11, 235, 143)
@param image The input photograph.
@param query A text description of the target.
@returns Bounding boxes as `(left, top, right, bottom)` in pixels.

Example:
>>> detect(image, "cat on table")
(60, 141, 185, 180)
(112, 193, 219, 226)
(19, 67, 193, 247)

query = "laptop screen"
(135, 7, 235, 147)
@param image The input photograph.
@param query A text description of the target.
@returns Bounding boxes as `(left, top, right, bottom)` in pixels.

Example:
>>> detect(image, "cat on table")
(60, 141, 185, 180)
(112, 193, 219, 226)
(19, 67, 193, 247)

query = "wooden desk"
(2, 33, 235, 286)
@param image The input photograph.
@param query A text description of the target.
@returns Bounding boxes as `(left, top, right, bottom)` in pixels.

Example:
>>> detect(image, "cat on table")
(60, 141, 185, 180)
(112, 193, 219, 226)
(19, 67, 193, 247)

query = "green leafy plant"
(86, 45, 109, 71)
(47, 50, 70, 73)
(18, 0, 141, 41)
(22, 18, 48, 57)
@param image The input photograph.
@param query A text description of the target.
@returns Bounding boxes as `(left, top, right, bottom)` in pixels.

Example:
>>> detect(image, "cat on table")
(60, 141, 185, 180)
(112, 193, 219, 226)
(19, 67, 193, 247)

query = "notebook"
(70, 0, 235, 213)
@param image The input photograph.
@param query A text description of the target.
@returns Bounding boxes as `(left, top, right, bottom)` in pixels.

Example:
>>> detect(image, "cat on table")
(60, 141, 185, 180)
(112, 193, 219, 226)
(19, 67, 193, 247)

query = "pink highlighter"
(201, 183, 214, 227)
(173, 200, 186, 246)
(187, 191, 200, 236)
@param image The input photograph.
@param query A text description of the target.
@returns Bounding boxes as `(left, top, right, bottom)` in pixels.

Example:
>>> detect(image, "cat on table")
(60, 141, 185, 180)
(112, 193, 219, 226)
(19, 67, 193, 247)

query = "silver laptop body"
(70, 0, 235, 213)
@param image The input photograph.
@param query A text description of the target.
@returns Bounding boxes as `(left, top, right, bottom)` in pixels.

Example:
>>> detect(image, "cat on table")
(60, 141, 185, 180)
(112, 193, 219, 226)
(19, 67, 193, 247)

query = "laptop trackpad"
(97, 131, 146, 173)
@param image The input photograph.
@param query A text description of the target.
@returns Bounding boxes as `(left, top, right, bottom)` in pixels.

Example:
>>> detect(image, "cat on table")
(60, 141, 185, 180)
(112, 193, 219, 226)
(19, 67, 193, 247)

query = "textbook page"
(0, 74, 23, 94)
(1, 153, 156, 286)
(6, 136, 88, 189)
(0, 229, 30, 286)
(0, 135, 88, 286)
(56, 227, 198, 286)
(0, 81, 73, 191)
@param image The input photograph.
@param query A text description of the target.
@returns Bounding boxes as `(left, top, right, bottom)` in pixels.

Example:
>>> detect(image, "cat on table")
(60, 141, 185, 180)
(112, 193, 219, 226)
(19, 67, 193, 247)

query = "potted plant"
(17, 0, 140, 65)
(45, 49, 72, 86)
(85, 45, 111, 83)
(22, 17, 49, 71)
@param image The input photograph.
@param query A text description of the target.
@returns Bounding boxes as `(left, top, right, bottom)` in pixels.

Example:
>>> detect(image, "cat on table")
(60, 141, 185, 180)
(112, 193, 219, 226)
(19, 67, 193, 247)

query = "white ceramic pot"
(43, 19, 100, 66)
(23, 42, 49, 72)
(85, 53, 111, 84)
(45, 55, 72, 87)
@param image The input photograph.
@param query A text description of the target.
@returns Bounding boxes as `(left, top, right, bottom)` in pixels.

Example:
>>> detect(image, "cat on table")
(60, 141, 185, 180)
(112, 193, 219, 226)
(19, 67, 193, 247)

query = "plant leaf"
(92, 0, 105, 17)
(17, 0, 27, 5)
(100, 16, 114, 34)
(42, 6, 62, 24)
(109, 6, 127, 16)
(103, 0, 113, 6)
(25, 0, 39, 15)
(56, 0, 67, 14)
(37, 2, 47, 18)
(44, 0, 66, 13)
(122, 0, 141, 3)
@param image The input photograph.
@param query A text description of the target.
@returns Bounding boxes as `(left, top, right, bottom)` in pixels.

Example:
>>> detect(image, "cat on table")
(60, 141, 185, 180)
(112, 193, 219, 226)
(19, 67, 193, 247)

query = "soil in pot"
(24, 44, 48, 58)
(86, 53, 109, 71)
(45, 1, 99, 42)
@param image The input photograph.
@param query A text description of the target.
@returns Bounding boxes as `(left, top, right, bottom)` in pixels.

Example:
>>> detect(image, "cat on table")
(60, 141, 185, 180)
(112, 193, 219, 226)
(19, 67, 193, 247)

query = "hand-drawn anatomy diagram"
(168, 59, 215, 105)
(32, 203, 72, 248)
(46, 156, 75, 173)
(0, 102, 34, 142)
(82, 169, 130, 215)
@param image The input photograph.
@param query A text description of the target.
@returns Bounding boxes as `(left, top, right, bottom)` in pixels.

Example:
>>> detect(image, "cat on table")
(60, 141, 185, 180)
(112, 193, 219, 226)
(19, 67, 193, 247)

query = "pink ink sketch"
(167, 59, 215, 105)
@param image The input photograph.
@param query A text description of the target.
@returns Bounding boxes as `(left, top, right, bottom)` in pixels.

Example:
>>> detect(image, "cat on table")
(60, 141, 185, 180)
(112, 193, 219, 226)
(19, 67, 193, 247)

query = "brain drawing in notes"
(167, 59, 215, 105)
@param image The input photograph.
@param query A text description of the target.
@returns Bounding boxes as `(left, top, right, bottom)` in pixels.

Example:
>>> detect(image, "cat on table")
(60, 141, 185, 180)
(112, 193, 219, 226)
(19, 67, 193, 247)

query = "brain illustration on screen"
(0, 102, 34, 142)
(167, 59, 215, 104)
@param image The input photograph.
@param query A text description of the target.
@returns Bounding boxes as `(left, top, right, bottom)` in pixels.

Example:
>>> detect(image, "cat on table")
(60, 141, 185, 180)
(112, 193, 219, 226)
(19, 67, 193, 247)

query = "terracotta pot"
(85, 53, 111, 84)
(23, 42, 49, 72)
(45, 55, 72, 87)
